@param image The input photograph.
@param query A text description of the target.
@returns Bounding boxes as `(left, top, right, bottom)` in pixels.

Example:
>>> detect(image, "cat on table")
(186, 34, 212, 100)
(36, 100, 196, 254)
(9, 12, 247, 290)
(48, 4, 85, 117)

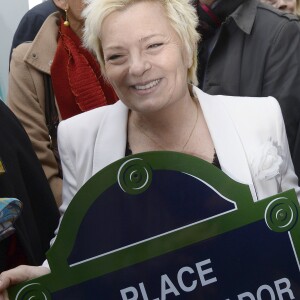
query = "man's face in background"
(261, 0, 296, 13)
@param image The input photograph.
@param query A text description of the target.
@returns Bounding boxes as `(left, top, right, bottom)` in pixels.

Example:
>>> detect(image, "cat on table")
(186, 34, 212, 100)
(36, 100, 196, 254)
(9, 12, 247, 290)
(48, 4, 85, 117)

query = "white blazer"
(57, 86, 300, 215)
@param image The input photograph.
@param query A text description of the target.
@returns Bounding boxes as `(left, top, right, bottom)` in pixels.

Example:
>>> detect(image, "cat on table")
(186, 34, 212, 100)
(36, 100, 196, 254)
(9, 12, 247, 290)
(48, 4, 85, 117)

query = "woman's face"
(54, 0, 85, 36)
(67, 0, 85, 22)
(261, 0, 296, 13)
(100, 1, 192, 115)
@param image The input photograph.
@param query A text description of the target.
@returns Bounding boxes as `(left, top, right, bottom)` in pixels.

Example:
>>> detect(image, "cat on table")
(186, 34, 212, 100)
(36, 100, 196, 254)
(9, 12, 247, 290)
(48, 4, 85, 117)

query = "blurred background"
(0, 0, 43, 101)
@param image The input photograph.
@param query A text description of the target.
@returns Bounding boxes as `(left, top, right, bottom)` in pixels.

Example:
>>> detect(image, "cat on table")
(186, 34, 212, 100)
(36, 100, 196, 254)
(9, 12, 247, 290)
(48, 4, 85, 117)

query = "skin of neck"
(69, 19, 84, 39)
(130, 91, 197, 138)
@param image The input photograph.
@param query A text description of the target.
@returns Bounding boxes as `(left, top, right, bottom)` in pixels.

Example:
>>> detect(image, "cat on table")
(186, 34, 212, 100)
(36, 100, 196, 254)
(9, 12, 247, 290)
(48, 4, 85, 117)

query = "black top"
(125, 143, 221, 169)
(0, 100, 59, 271)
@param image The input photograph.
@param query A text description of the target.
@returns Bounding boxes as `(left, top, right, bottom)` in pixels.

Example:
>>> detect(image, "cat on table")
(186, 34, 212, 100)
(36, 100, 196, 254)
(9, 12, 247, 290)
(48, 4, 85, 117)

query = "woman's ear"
(187, 53, 193, 69)
(183, 46, 193, 69)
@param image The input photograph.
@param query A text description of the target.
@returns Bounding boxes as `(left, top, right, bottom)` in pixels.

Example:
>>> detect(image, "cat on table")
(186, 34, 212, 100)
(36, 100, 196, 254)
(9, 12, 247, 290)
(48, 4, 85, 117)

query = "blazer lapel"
(92, 101, 129, 175)
(91, 88, 257, 200)
(193, 87, 257, 201)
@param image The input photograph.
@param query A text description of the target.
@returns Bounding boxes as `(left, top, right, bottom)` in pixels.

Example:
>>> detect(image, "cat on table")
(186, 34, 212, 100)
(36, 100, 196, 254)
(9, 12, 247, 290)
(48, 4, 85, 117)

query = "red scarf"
(51, 20, 118, 120)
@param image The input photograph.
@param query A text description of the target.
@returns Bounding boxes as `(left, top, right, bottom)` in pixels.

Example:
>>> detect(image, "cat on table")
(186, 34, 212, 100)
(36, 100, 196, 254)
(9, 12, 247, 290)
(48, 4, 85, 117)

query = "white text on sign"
(120, 258, 217, 300)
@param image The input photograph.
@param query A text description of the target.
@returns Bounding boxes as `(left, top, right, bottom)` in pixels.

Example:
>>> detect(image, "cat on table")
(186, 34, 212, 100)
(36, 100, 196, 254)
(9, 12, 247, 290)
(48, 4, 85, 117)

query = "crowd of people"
(0, 0, 299, 298)
(8, 0, 118, 206)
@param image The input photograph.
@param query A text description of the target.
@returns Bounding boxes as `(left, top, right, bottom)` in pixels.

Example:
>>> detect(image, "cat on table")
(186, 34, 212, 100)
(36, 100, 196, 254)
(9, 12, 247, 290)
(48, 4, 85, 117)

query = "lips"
(133, 79, 161, 90)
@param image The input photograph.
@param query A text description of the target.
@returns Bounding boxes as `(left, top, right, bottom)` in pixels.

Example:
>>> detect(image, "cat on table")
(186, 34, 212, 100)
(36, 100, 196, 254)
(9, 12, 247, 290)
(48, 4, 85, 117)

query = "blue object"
(0, 198, 22, 241)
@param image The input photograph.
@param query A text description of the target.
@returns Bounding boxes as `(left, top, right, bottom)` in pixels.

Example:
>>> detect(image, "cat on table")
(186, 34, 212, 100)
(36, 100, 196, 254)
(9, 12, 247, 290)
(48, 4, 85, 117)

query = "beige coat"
(8, 12, 62, 206)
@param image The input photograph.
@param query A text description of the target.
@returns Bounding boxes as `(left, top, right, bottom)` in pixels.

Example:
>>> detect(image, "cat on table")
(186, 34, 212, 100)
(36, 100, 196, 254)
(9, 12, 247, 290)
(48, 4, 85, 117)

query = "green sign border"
(9, 152, 300, 299)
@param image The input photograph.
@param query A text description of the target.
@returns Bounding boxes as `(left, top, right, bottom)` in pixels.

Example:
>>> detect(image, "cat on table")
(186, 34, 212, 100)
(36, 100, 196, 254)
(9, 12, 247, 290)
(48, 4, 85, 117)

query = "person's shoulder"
(221, 94, 279, 107)
(234, 1, 300, 43)
(16, 1, 57, 33)
(11, 42, 32, 62)
(10, 2, 57, 58)
(195, 87, 281, 121)
(25, 0, 57, 18)
(58, 101, 122, 135)
(57, 101, 124, 152)
(11, 12, 60, 63)
(0, 101, 31, 139)
(221, 95, 282, 121)
(0, 101, 18, 124)
(196, 87, 278, 111)
(215, 95, 283, 143)
(249, 2, 300, 45)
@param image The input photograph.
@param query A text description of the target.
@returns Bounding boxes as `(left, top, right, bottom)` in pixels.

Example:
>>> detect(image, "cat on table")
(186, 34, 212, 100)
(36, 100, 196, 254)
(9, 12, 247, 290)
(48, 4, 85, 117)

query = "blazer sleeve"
(273, 100, 300, 202)
(57, 120, 78, 216)
(40, 119, 78, 262)
(244, 97, 300, 203)
(7, 44, 62, 206)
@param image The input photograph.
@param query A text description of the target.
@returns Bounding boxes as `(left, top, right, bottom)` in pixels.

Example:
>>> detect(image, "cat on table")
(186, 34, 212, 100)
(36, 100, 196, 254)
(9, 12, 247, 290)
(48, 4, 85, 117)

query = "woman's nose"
(128, 55, 151, 77)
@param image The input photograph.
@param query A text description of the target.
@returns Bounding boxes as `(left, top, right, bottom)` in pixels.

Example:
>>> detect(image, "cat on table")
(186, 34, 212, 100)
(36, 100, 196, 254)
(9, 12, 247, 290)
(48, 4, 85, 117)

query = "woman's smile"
(131, 79, 162, 92)
(133, 79, 161, 90)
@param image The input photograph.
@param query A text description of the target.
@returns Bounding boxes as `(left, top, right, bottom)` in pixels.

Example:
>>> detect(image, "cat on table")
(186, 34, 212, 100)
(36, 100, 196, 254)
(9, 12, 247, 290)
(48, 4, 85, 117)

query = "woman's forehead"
(100, 2, 170, 38)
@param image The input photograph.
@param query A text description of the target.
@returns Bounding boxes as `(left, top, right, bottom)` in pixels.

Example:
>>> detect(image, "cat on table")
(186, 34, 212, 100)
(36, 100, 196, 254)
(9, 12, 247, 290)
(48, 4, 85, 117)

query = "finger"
(0, 289, 9, 300)
(0, 266, 50, 291)
(0, 273, 12, 293)
(4, 290, 8, 300)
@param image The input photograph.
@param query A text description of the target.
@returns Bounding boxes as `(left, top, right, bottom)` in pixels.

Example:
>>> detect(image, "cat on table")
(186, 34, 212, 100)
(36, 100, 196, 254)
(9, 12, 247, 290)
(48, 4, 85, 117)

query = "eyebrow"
(103, 45, 124, 52)
(103, 33, 166, 52)
(139, 33, 165, 43)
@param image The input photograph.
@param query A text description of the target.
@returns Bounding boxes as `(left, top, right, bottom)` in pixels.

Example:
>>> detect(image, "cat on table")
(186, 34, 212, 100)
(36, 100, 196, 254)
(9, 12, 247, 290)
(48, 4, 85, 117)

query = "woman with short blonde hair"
(83, 0, 200, 85)
(0, 1, 299, 297)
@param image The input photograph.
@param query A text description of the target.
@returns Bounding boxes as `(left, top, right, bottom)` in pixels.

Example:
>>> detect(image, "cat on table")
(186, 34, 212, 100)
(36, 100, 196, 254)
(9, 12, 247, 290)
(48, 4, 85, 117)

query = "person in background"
(0, 0, 299, 296)
(0, 98, 59, 272)
(7, 0, 118, 206)
(260, 0, 296, 13)
(194, 0, 300, 185)
(9, 0, 57, 62)
(296, 0, 300, 15)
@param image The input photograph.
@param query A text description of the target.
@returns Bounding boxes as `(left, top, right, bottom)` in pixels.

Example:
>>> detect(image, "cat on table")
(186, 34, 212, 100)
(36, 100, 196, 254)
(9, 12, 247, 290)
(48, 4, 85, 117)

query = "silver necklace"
(135, 102, 199, 152)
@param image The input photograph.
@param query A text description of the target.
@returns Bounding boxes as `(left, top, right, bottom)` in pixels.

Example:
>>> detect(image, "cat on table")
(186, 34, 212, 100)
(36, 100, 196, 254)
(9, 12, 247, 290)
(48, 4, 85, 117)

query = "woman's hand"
(0, 265, 50, 300)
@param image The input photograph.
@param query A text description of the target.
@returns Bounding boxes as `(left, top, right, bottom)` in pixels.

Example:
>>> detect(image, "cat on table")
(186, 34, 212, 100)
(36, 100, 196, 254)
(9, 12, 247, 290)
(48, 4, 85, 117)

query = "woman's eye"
(148, 43, 163, 49)
(106, 54, 122, 61)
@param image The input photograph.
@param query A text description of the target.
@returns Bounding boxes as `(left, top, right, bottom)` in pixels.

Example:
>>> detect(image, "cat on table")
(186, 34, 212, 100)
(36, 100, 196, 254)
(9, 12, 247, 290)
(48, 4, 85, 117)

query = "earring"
(64, 9, 70, 26)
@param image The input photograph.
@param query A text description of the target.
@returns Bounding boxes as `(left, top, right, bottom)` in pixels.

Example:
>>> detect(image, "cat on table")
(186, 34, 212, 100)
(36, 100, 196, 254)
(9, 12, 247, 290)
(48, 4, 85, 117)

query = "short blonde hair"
(83, 0, 200, 85)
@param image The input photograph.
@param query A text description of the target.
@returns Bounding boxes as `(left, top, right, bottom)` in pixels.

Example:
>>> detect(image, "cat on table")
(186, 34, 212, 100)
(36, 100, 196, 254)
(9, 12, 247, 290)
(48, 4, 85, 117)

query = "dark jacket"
(9, 0, 57, 61)
(0, 100, 59, 271)
(198, 0, 300, 183)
